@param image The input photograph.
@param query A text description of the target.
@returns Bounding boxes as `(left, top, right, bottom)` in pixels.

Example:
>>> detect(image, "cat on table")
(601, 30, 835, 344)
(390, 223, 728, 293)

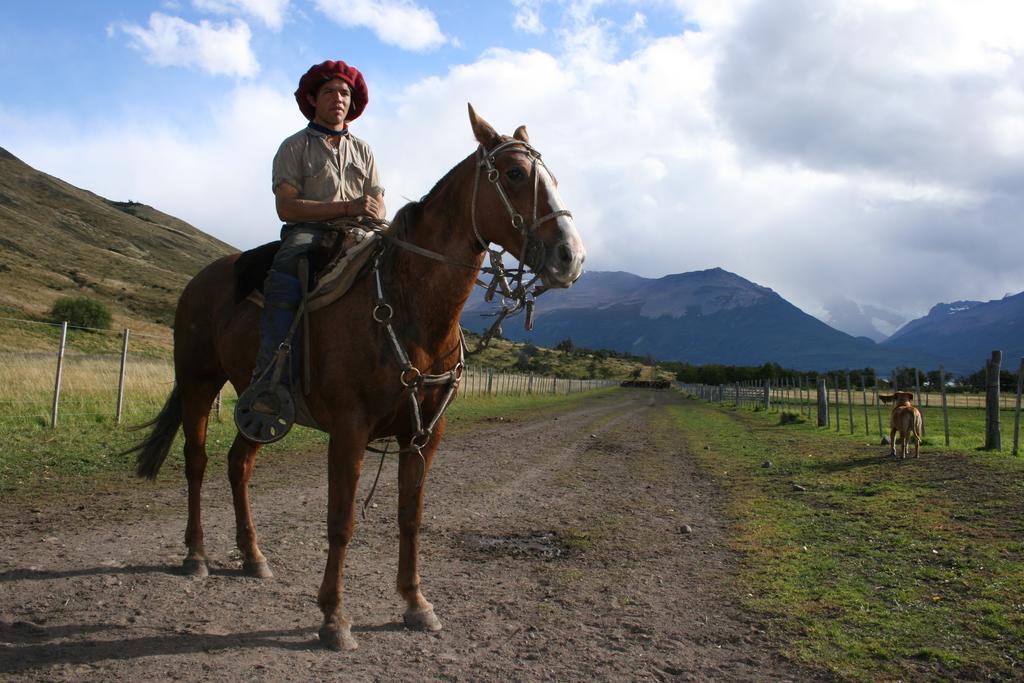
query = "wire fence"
(0, 317, 617, 428)
(680, 359, 1024, 455)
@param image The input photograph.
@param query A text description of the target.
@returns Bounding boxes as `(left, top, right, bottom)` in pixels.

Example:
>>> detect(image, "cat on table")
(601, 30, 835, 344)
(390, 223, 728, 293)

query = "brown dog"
(879, 391, 923, 459)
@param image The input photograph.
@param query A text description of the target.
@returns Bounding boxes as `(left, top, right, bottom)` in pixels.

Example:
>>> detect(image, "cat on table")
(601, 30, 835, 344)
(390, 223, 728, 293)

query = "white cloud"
(113, 12, 259, 77)
(192, 0, 290, 30)
(313, 0, 447, 51)
(1, 85, 296, 249)
(714, 0, 1024, 191)
(13, 0, 1024, 328)
(624, 11, 647, 33)
(512, 0, 546, 34)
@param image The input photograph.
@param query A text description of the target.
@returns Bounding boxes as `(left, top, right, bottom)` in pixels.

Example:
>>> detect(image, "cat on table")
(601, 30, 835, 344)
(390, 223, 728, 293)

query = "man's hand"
(352, 193, 385, 218)
(275, 182, 386, 222)
(349, 191, 385, 219)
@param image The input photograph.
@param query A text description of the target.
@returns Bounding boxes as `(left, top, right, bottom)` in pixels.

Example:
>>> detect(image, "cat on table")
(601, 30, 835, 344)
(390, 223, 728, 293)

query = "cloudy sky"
(2, 0, 1022, 339)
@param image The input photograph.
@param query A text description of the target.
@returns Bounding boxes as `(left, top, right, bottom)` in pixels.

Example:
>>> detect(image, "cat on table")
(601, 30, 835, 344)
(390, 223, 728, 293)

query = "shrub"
(50, 296, 112, 330)
(779, 411, 804, 425)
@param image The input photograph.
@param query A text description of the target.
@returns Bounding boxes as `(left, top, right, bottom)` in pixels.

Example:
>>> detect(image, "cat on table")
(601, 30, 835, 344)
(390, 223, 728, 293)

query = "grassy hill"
(0, 146, 235, 349)
(463, 332, 673, 381)
(0, 148, 673, 380)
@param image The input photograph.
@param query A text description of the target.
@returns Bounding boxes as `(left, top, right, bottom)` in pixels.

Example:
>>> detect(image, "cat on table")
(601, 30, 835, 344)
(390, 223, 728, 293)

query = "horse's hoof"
(182, 558, 209, 578)
(319, 624, 358, 651)
(242, 560, 273, 579)
(404, 606, 443, 632)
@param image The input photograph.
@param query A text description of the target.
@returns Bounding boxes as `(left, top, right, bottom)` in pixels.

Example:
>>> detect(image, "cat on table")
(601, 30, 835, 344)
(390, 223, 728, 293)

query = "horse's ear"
(468, 103, 499, 147)
(513, 125, 529, 143)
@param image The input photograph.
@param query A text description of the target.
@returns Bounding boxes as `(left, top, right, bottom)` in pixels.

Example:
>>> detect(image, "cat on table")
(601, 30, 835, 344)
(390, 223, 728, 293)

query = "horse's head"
(467, 104, 586, 289)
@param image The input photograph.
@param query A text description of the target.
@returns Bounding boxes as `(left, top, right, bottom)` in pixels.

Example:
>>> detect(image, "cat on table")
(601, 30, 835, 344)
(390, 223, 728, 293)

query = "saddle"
(233, 219, 384, 311)
(232, 219, 385, 443)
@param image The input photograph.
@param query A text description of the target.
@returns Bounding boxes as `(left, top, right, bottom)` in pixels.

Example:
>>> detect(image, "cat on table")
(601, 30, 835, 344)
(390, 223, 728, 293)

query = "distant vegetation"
(670, 360, 1020, 392)
(50, 296, 112, 330)
(465, 333, 673, 381)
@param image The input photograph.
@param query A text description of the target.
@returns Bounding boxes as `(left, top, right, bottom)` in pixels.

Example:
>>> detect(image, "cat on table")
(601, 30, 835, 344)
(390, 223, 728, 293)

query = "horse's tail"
(124, 385, 183, 480)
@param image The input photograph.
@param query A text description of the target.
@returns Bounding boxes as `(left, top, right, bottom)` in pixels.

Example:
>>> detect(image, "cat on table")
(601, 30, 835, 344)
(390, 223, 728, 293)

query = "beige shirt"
(272, 127, 383, 202)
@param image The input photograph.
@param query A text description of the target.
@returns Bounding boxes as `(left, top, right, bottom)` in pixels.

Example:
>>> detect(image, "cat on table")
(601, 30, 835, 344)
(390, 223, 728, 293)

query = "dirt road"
(0, 390, 822, 681)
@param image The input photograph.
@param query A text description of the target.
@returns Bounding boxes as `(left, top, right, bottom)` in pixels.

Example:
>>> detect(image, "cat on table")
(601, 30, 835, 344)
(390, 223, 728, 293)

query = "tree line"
(668, 361, 1018, 392)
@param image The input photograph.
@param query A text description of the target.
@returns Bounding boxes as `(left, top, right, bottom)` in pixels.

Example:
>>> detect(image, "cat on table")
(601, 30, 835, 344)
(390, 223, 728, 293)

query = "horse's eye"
(506, 168, 525, 182)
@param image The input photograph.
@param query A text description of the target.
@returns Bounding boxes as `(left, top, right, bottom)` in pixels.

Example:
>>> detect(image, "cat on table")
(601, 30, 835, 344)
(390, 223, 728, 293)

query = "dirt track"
(0, 390, 823, 681)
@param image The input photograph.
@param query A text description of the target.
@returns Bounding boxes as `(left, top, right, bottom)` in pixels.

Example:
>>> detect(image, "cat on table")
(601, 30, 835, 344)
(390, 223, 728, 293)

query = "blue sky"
(2, 1, 1024, 340)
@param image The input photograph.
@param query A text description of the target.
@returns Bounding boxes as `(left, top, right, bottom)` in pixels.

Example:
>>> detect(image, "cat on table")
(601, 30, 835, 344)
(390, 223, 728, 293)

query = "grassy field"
(670, 396, 1024, 680)
(751, 395, 1021, 453)
(0, 379, 616, 499)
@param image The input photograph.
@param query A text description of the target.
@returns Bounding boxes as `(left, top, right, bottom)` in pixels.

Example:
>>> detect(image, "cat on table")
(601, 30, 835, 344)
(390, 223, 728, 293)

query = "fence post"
(860, 375, 869, 436)
(846, 372, 854, 435)
(875, 378, 884, 444)
(914, 368, 924, 438)
(51, 320, 68, 429)
(487, 368, 494, 397)
(816, 378, 827, 427)
(835, 381, 841, 432)
(940, 365, 950, 447)
(528, 373, 534, 395)
(985, 350, 1002, 450)
(1013, 357, 1023, 456)
(763, 379, 770, 411)
(115, 328, 130, 424)
(914, 368, 922, 406)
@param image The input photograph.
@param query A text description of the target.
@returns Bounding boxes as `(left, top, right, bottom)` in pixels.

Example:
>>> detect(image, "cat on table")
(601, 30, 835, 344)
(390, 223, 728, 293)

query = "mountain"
(882, 294, 1024, 374)
(0, 146, 235, 326)
(463, 268, 925, 372)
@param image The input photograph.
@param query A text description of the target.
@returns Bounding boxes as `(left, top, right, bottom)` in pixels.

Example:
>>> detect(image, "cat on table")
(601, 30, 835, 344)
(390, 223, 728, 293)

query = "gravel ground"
(0, 389, 826, 681)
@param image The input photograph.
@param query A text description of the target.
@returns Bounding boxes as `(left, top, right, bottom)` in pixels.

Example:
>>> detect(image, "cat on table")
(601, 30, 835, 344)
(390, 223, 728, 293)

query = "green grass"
(669, 398, 1024, 680)
(0, 387, 616, 499)
(734, 394, 1021, 453)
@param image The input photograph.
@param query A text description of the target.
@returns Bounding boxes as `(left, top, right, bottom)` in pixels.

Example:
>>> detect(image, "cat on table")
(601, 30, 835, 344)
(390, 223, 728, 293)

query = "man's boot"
(252, 270, 303, 389)
(235, 271, 302, 441)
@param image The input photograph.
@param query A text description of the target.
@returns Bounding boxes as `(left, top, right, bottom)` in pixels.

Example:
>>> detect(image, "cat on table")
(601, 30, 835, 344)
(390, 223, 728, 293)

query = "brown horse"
(127, 105, 585, 651)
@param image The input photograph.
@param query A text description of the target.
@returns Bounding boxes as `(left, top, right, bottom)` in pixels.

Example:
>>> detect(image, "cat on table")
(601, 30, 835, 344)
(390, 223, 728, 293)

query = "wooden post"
(846, 372, 854, 435)
(115, 328, 130, 424)
(51, 321, 68, 429)
(1012, 356, 1023, 456)
(487, 368, 494, 397)
(914, 368, 922, 407)
(861, 374, 869, 436)
(763, 379, 770, 411)
(214, 390, 222, 422)
(528, 373, 534, 395)
(985, 350, 1002, 450)
(817, 378, 828, 427)
(834, 380, 841, 432)
(915, 368, 924, 438)
(875, 378, 884, 445)
(803, 376, 809, 417)
(940, 365, 950, 448)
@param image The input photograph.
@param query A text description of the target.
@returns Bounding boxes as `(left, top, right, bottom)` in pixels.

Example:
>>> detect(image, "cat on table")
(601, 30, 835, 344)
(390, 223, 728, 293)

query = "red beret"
(294, 60, 368, 122)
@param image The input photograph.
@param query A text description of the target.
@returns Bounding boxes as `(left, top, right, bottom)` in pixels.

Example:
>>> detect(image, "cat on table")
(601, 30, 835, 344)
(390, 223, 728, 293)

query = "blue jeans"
(271, 224, 325, 277)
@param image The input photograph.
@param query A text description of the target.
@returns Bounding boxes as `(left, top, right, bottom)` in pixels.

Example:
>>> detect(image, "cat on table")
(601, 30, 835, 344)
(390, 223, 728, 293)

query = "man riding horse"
(239, 59, 386, 420)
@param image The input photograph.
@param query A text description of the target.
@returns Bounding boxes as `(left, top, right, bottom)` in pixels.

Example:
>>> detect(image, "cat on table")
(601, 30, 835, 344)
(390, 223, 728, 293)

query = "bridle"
(470, 139, 572, 344)
(358, 136, 575, 502)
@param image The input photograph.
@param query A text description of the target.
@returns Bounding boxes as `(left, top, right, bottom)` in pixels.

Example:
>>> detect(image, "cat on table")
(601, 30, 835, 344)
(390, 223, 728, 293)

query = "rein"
(360, 249, 464, 514)
(357, 137, 571, 508)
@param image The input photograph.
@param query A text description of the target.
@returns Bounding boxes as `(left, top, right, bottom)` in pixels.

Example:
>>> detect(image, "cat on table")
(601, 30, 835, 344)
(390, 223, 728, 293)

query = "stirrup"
(234, 379, 296, 444)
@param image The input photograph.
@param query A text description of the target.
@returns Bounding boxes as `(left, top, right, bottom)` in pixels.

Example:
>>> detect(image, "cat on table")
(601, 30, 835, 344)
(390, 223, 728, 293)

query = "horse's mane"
(384, 149, 476, 265)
